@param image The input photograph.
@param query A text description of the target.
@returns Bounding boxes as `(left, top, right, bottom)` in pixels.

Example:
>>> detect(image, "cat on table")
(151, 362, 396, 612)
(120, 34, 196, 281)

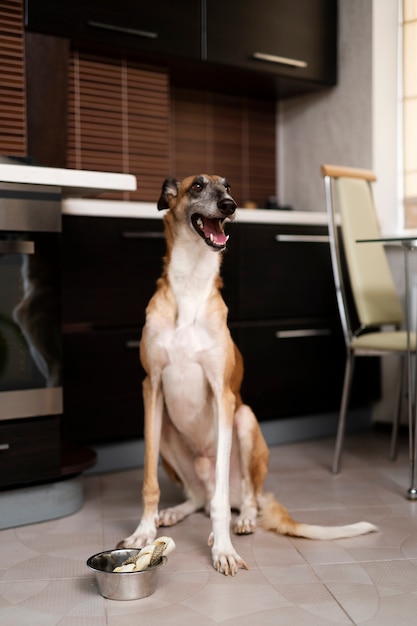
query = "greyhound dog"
(118, 174, 377, 575)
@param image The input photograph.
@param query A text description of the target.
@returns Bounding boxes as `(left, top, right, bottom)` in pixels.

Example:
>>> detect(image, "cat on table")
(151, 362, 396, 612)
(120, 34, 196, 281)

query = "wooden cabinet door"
(232, 323, 346, 421)
(26, 0, 201, 60)
(62, 327, 145, 443)
(0, 417, 60, 487)
(237, 223, 337, 322)
(62, 216, 166, 328)
(206, 0, 337, 85)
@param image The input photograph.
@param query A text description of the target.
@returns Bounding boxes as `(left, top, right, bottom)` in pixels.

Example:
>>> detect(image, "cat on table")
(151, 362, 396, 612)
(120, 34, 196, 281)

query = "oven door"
(0, 183, 63, 420)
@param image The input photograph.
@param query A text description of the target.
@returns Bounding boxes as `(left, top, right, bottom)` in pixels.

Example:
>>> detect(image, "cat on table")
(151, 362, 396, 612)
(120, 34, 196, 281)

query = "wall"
(277, 0, 373, 213)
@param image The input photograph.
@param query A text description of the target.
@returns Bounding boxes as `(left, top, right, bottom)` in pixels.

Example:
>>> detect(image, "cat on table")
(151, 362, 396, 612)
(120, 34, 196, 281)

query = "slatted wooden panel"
(0, 0, 27, 157)
(67, 50, 170, 201)
(67, 49, 276, 205)
(172, 88, 276, 208)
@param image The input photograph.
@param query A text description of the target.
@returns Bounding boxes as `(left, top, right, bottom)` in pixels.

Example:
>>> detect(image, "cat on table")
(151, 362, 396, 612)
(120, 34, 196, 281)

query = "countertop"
(0, 164, 136, 197)
(62, 198, 328, 225)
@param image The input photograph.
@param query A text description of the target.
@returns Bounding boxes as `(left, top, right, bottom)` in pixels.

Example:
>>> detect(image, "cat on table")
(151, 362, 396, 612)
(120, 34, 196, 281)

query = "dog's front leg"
(118, 375, 163, 548)
(208, 390, 249, 576)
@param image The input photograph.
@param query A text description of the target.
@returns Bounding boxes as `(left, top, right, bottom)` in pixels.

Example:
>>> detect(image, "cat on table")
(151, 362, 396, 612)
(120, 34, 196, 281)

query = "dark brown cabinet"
(62, 216, 165, 328)
(0, 416, 60, 488)
(61, 214, 379, 446)
(206, 0, 337, 88)
(25, 0, 201, 61)
(25, 0, 337, 98)
(62, 215, 166, 444)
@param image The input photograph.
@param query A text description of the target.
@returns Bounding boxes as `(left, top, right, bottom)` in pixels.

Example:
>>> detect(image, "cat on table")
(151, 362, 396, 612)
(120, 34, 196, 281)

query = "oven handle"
(0, 241, 35, 254)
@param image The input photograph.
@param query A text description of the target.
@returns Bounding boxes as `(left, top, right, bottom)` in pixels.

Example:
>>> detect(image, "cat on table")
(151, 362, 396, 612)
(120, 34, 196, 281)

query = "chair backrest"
(321, 164, 403, 343)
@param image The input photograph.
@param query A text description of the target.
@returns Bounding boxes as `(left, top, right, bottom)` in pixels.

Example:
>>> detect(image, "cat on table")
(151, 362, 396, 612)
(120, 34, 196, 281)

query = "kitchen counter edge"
(62, 198, 328, 225)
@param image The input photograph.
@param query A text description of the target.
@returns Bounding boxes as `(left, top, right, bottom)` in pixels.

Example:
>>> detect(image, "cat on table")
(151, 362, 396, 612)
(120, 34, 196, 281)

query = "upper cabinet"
(25, 0, 337, 98)
(206, 0, 337, 88)
(25, 0, 202, 60)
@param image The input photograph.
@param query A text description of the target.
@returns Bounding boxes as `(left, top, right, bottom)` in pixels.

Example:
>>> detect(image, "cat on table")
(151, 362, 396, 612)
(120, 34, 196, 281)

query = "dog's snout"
(218, 198, 237, 216)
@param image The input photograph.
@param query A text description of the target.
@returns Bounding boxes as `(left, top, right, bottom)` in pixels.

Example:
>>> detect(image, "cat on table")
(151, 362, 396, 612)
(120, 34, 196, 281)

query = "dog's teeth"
(225, 235, 229, 242)
(209, 233, 214, 242)
(197, 217, 204, 230)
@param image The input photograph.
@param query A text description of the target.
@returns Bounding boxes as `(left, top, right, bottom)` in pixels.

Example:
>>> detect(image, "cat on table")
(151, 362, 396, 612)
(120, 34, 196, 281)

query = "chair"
(321, 164, 417, 479)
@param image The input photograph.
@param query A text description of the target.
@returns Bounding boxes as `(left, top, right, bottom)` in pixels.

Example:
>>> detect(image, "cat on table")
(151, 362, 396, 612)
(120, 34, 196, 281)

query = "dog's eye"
(192, 182, 204, 192)
(224, 183, 231, 192)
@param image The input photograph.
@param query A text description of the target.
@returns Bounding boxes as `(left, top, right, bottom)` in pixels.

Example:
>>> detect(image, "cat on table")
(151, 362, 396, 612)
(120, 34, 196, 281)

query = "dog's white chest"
(160, 318, 215, 436)
(161, 282, 220, 445)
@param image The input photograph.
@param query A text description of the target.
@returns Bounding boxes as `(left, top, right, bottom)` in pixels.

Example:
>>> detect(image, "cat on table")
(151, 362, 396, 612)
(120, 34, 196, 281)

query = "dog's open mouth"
(191, 214, 229, 250)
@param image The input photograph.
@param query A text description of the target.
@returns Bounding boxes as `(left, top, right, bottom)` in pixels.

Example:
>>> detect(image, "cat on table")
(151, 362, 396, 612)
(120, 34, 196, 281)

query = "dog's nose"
(218, 198, 237, 216)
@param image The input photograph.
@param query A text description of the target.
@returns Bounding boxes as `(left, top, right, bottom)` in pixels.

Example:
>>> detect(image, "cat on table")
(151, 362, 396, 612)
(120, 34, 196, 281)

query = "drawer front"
(232, 324, 380, 421)
(62, 327, 145, 443)
(238, 224, 337, 321)
(62, 216, 166, 327)
(0, 416, 60, 487)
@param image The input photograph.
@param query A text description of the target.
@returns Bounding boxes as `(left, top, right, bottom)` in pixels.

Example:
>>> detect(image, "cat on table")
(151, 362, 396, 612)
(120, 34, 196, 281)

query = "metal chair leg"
(333, 351, 355, 474)
(408, 351, 417, 499)
(390, 355, 405, 461)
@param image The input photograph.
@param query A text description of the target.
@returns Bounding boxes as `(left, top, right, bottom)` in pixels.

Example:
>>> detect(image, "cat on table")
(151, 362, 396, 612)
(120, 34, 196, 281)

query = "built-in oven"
(0, 182, 62, 422)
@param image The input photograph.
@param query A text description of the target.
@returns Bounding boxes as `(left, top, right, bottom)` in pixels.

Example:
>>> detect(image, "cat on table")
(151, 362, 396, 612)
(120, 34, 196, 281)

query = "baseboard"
(85, 409, 372, 475)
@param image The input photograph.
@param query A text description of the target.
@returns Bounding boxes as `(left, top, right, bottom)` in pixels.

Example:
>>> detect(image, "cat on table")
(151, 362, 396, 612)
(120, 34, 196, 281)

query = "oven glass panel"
(0, 232, 62, 392)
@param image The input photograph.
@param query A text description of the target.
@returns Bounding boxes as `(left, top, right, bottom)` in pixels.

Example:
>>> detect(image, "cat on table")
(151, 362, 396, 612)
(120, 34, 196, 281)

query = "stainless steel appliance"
(0, 182, 62, 421)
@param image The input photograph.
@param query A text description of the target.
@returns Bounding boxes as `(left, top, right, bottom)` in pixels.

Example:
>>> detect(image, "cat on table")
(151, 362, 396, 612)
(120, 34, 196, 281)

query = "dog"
(118, 174, 378, 575)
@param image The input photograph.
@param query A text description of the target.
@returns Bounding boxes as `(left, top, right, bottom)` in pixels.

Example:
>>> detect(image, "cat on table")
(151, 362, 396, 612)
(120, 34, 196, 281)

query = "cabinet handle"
(252, 51, 308, 69)
(122, 231, 165, 240)
(0, 240, 35, 254)
(88, 21, 158, 39)
(126, 340, 140, 349)
(275, 329, 331, 339)
(0, 443, 10, 451)
(275, 234, 329, 243)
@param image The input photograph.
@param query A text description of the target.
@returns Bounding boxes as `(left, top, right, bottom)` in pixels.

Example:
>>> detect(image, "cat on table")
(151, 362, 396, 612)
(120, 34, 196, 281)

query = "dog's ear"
(157, 177, 179, 211)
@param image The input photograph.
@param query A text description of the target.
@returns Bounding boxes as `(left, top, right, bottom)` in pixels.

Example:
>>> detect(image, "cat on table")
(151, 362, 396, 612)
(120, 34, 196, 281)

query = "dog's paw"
(116, 521, 158, 549)
(158, 507, 183, 527)
(208, 532, 249, 576)
(116, 533, 154, 549)
(233, 516, 256, 535)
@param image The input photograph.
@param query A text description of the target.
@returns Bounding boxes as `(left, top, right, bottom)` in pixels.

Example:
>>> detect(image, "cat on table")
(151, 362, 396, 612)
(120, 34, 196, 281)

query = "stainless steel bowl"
(86, 548, 166, 600)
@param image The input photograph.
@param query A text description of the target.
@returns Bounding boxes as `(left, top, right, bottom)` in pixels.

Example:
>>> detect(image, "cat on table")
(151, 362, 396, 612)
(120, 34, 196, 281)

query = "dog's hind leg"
(233, 404, 269, 536)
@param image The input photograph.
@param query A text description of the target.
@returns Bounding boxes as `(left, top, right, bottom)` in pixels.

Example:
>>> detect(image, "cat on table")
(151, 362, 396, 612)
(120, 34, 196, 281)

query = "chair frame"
(322, 164, 412, 480)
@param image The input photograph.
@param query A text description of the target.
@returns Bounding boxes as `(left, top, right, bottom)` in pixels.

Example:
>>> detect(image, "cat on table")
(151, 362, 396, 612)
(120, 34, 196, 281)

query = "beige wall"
(277, 0, 373, 213)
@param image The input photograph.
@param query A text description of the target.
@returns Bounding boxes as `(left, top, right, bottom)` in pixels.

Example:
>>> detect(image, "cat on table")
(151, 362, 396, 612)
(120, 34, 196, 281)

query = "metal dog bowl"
(87, 548, 166, 600)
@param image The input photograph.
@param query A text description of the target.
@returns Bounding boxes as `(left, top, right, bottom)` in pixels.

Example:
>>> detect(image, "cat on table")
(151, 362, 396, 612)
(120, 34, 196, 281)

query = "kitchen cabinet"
(25, 0, 201, 61)
(206, 0, 337, 88)
(25, 0, 337, 98)
(0, 416, 60, 488)
(61, 213, 379, 445)
(229, 223, 379, 421)
(61, 215, 166, 444)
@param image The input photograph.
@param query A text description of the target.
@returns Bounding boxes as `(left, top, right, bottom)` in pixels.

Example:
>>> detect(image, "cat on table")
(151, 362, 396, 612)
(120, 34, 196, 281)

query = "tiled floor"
(2, 429, 417, 625)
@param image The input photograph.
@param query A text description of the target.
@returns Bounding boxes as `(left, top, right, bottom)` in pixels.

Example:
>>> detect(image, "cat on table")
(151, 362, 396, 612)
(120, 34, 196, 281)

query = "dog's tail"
(257, 492, 378, 540)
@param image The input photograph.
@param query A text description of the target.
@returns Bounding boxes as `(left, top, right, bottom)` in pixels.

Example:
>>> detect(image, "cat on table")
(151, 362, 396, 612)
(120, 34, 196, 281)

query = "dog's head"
(157, 174, 237, 251)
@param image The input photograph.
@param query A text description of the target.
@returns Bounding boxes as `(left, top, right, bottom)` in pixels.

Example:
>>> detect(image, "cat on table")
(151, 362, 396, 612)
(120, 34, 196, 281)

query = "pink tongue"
(203, 218, 227, 245)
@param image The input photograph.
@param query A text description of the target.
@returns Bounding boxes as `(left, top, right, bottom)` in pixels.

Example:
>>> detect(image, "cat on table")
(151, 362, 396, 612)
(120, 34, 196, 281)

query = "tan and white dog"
(118, 174, 377, 575)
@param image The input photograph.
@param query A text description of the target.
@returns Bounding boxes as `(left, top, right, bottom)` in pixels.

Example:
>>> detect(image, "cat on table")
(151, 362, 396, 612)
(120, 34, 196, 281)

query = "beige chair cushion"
(351, 330, 416, 352)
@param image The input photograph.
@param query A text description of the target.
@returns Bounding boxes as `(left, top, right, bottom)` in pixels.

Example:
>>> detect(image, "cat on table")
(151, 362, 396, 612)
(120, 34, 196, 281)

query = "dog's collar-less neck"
(166, 225, 221, 320)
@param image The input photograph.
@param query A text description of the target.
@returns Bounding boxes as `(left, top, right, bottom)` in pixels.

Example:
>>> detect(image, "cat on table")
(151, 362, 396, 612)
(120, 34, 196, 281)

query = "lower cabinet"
(231, 323, 380, 421)
(62, 327, 144, 444)
(0, 416, 61, 488)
